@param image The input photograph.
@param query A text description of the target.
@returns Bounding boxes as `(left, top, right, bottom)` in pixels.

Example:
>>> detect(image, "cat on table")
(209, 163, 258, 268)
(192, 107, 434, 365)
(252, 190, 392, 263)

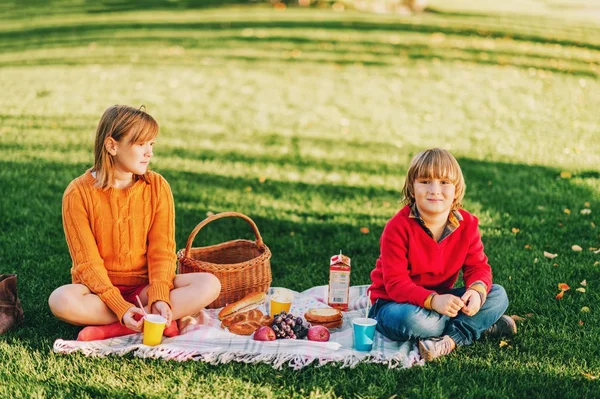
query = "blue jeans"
(368, 284, 509, 346)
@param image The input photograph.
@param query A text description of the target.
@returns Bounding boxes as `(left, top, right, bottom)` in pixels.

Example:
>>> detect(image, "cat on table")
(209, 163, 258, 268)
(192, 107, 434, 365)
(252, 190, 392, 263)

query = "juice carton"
(328, 252, 351, 311)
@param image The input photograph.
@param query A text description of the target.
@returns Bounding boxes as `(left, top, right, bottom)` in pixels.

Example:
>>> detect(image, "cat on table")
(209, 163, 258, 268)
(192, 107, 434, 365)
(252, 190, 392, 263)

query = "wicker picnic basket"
(177, 211, 272, 309)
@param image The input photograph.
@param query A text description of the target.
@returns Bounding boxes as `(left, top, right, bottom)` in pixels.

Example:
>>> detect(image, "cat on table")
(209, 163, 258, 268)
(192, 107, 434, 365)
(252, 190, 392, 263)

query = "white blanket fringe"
(53, 285, 423, 370)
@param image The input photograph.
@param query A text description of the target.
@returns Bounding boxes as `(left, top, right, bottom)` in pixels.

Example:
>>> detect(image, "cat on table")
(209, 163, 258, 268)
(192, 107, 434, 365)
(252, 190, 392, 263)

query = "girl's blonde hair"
(92, 105, 159, 190)
(401, 148, 465, 211)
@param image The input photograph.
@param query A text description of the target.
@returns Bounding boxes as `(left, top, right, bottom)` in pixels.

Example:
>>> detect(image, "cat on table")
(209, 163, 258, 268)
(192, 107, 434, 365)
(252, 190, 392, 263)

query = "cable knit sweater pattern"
(369, 205, 492, 308)
(62, 169, 176, 322)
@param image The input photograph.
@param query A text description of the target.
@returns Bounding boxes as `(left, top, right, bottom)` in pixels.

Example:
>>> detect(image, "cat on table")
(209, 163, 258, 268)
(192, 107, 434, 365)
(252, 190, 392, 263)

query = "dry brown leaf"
(525, 244, 531, 249)
(572, 245, 583, 251)
(582, 372, 599, 380)
(580, 279, 587, 286)
(589, 248, 598, 252)
(576, 288, 586, 293)
(544, 251, 558, 259)
(360, 227, 370, 234)
(558, 283, 570, 291)
(564, 208, 571, 215)
(510, 315, 526, 321)
(526, 313, 534, 317)
(584, 202, 591, 207)
(553, 263, 559, 267)
(511, 227, 520, 234)
(258, 176, 267, 183)
(581, 306, 590, 312)
(555, 291, 565, 300)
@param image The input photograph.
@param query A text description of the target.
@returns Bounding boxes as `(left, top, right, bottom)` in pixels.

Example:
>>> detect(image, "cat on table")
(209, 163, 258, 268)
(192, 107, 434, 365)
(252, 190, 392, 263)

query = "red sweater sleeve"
(145, 176, 176, 309)
(461, 215, 493, 291)
(379, 220, 436, 307)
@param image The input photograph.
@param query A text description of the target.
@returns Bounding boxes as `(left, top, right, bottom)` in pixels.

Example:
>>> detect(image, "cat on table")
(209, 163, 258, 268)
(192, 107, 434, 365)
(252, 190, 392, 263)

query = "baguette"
(218, 292, 267, 320)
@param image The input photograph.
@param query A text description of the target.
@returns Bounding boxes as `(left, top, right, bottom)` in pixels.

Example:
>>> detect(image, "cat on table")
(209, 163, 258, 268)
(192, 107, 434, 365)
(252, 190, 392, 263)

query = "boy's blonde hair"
(401, 148, 465, 211)
(92, 105, 159, 190)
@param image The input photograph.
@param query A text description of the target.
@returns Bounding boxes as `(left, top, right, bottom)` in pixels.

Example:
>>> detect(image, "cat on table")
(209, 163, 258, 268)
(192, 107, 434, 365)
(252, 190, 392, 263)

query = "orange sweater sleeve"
(145, 176, 176, 309)
(62, 183, 133, 322)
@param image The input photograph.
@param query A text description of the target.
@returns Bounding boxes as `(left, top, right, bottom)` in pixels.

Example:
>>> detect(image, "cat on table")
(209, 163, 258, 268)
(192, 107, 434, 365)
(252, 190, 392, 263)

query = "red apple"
(253, 326, 276, 341)
(307, 325, 330, 342)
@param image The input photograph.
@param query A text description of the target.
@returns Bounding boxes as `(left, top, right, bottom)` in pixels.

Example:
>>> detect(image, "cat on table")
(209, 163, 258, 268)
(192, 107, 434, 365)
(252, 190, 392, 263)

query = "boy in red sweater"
(368, 148, 515, 361)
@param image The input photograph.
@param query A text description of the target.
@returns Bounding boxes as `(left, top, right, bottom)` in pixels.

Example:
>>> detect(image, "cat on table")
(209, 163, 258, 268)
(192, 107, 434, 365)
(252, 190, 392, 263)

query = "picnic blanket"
(53, 285, 423, 370)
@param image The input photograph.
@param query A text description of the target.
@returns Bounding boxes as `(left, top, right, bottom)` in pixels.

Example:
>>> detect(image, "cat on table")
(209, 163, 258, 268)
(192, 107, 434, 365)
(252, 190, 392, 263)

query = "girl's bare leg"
(48, 284, 119, 326)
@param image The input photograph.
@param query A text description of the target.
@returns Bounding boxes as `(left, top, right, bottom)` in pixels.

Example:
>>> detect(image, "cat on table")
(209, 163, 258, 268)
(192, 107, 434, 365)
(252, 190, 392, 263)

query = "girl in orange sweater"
(49, 105, 221, 340)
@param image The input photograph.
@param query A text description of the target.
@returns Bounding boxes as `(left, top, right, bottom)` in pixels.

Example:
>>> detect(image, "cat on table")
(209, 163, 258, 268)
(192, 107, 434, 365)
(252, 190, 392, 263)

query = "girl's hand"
(151, 300, 172, 327)
(122, 307, 145, 331)
(431, 294, 465, 317)
(460, 289, 482, 316)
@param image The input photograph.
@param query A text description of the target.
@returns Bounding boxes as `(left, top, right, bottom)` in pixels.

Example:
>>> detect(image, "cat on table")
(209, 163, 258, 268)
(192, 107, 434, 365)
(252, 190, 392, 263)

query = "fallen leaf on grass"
(258, 176, 267, 183)
(245, 186, 253, 192)
(558, 283, 570, 291)
(564, 208, 571, 215)
(555, 291, 565, 300)
(553, 263, 559, 267)
(582, 372, 599, 380)
(499, 340, 511, 348)
(544, 251, 558, 259)
(595, 261, 600, 266)
(560, 171, 572, 179)
(511, 227, 520, 234)
(584, 201, 591, 207)
(581, 306, 590, 312)
(594, 248, 600, 254)
(510, 315, 526, 321)
(572, 245, 583, 251)
(580, 280, 587, 286)
(579, 320, 584, 326)
(360, 227, 370, 234)
(590, 248, 598, 252)
(580, 209, 591, 215)
(576, 288, 586, 293)
(525, 244, 531, 249)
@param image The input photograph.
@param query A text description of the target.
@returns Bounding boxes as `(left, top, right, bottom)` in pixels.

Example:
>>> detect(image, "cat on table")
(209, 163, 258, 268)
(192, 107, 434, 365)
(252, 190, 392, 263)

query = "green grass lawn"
(1, 1, 600, 397)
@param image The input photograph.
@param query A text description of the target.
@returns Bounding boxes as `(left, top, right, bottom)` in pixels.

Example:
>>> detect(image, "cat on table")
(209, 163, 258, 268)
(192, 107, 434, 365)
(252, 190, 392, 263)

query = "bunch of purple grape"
(271, 310, 310, 339)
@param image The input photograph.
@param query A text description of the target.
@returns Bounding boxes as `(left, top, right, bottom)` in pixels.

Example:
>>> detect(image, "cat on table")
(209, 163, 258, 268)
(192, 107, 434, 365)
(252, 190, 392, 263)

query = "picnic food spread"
(304, 308, 343, 329)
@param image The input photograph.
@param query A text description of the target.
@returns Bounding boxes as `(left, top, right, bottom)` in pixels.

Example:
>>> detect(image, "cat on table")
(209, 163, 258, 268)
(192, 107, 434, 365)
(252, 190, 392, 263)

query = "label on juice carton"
(328, 253, 351, 311)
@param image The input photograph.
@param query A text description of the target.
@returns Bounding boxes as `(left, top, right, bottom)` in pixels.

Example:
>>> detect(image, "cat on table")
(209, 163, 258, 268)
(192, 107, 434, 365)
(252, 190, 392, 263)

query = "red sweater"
(368, 205, 492, 307)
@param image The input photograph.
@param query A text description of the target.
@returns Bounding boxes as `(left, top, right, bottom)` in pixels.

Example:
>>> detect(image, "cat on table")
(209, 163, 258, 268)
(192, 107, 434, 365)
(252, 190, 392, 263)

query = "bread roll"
(218, 292, 267, 320)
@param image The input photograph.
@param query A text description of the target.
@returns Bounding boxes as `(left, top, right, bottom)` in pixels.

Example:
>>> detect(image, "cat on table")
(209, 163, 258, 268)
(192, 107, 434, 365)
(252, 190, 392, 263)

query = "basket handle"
(183, 211, 265, 257)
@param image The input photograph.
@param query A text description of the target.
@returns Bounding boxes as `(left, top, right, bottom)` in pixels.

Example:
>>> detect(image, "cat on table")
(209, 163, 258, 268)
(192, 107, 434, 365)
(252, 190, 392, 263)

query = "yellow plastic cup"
(270, 296, 292, 317)
(143, 314, 167, 346)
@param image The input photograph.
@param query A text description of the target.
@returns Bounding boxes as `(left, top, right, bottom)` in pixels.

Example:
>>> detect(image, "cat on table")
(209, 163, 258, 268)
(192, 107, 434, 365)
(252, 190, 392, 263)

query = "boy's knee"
(486, 284, 509, 311)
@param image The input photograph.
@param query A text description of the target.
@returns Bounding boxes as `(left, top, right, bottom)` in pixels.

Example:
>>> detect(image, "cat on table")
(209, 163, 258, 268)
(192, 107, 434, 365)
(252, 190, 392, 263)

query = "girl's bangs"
(128, 118, 158, 144)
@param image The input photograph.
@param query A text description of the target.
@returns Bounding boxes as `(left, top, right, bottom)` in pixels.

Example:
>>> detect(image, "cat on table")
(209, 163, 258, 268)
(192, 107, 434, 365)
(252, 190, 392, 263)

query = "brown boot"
(0, 274, 24, 334)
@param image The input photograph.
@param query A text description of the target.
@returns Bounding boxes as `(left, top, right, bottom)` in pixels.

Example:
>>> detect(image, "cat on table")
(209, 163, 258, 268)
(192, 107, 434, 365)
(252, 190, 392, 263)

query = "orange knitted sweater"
(62, 169, 176, 323)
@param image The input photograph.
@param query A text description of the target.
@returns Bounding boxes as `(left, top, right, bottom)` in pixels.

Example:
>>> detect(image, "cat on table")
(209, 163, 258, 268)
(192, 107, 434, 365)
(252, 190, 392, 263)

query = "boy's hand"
(151, 300, 172, 327)
(431, 294, 465, 317)
(460, 289, 482, 316)
(122, 307, 144, 331)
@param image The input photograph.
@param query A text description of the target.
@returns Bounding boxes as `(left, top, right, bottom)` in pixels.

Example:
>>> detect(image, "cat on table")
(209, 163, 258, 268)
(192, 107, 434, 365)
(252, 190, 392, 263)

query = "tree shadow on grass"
(0, 156, 598, 368)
